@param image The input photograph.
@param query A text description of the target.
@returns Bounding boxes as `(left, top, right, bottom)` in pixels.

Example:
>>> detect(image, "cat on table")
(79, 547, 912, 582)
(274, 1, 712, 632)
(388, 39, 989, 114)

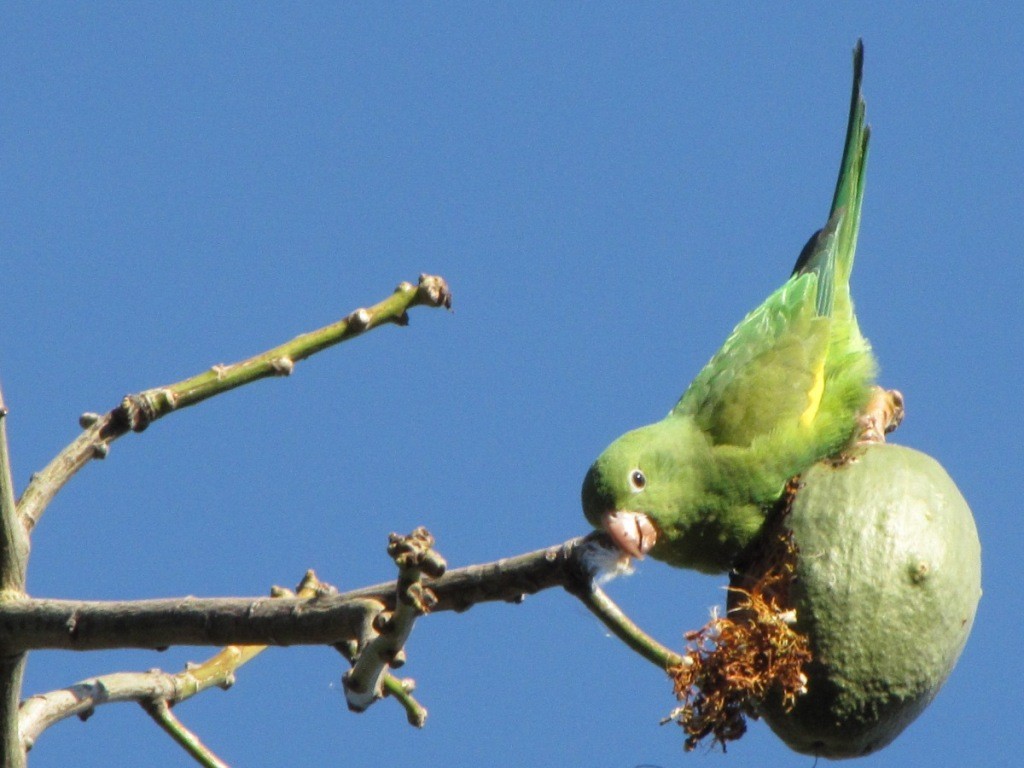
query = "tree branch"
(18, 669, 202, 755)
(0, 595, 384, 652)
(0, 656, 25, 768)
(1, 535, 591, 655)
(0, 534, 679, 673)
(577, 585, 683, 669)
(19, 572, 332, 753)
(16, 274, 452, 533)
(0, 387, 30, 768)
(14, 533, 683, 761)
(16, 571, 435, 754)
(0, 537, 589, 652)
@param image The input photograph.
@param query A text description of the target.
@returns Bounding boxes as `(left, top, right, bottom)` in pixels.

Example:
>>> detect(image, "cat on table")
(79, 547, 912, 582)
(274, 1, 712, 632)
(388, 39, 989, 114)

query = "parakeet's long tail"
(791, 40, 869, 320)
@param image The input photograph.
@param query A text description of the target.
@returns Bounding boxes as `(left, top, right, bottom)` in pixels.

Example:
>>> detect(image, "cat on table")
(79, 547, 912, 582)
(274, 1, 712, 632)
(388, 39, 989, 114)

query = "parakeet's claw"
(602, 510, 658, 560)
(857, 387, 905, 445)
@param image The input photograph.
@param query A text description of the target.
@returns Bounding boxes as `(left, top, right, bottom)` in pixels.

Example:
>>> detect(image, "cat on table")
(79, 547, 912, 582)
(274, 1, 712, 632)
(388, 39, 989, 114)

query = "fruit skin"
(750, 443, 981, 758)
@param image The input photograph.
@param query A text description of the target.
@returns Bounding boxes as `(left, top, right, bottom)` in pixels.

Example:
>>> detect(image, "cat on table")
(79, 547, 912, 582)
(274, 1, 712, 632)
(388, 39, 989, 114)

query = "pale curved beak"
(601, 511, 658, 559)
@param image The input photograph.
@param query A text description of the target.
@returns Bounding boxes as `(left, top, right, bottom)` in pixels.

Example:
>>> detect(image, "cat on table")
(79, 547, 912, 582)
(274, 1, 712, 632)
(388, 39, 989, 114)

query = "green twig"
(382, 675, 428, 727)
(580, 585, 684, 670)
(334, 640, 428, 727)
(16, 275, 452, 532)
(140, 699, 230, 768)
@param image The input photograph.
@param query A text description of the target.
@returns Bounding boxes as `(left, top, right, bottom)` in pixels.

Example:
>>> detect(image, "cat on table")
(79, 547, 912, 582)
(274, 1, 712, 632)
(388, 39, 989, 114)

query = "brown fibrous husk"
(665, 523, 811, 752)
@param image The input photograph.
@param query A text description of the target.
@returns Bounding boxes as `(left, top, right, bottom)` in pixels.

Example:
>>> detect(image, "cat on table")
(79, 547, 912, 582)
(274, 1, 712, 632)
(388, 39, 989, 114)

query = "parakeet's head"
(581, 417, 717, 570)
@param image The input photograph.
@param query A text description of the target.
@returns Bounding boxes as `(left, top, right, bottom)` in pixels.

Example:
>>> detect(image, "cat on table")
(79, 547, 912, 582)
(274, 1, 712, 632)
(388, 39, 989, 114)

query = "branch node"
(401, 582, 438, 614)
(270, 356, 294, 376)
(372, 611, 393, 634)
(347, 308, 371, 330)
(111, 393, 161, 434)
(91, 443, 109, 460)
(387, 527, 447, 579)
(340, 639, 359, 658)
(78, 412, 101, 428)
(294, 569, 325, 592)
(415, 274, 453, 310)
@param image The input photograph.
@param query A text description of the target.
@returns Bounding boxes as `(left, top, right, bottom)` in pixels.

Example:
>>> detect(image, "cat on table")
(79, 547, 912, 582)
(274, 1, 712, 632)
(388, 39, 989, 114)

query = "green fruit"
(752, 444, 981, 758)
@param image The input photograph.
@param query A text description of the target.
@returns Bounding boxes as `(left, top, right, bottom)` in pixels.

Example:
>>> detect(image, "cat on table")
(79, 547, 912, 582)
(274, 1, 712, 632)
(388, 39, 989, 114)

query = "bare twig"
(577, 585, 683, 670)
(140, 699, 230, 768)
(16, 275, 453, 532)
(18, 669, 183, 752)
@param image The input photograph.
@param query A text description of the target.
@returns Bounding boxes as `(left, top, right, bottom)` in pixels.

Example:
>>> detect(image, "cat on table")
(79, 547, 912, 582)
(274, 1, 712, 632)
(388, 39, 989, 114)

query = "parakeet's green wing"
(670, 231, 838, 447)
(672, 41, 871, 449)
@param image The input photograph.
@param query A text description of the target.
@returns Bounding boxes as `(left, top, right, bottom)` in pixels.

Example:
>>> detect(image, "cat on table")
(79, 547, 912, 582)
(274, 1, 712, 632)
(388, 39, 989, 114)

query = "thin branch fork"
(19, 572, 334, 763)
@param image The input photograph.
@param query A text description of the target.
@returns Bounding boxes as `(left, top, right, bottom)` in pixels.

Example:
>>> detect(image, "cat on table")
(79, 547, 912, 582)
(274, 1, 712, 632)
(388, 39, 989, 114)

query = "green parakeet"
(582, 42, 880, 574)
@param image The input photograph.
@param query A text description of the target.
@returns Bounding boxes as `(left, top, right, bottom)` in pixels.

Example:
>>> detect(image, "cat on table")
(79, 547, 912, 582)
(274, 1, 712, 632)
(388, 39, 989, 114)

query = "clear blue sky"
(2, 5, 1021, 767)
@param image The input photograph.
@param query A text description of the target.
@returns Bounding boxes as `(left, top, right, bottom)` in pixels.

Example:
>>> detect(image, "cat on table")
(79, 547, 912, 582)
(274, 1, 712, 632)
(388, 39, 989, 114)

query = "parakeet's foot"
(856, 387, 905, 445)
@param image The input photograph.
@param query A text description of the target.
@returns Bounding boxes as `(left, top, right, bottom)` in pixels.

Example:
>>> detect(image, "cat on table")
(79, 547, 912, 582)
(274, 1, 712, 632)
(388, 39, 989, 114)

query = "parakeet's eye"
(628, 469, 647, 492)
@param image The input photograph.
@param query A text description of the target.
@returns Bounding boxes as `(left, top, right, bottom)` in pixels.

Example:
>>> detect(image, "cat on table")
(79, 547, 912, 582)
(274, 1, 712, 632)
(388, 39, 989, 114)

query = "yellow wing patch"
(799, 361, 826, 427)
